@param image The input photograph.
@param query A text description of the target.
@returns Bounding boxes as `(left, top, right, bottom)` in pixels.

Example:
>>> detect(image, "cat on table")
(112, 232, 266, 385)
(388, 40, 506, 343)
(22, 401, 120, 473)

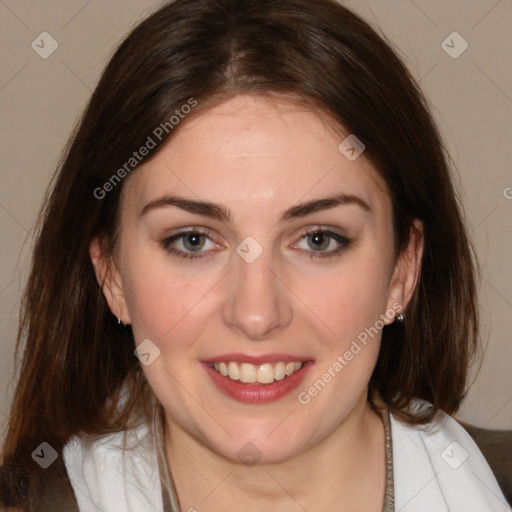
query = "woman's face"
(93, 94, 422, 464)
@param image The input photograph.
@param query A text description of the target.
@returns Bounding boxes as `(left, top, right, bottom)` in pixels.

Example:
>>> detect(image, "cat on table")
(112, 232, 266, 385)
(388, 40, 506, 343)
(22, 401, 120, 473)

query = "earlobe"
(89, 237, 131, 324)
(385, 219, 424, 322)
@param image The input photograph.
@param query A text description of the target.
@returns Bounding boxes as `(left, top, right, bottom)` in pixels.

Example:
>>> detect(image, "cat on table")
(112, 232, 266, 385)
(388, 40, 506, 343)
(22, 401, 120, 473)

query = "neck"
(164, 395, 386, 512)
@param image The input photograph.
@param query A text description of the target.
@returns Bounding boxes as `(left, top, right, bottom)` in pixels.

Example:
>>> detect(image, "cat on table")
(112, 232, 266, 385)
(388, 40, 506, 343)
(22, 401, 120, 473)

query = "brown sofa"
(459, 420, 512, 506)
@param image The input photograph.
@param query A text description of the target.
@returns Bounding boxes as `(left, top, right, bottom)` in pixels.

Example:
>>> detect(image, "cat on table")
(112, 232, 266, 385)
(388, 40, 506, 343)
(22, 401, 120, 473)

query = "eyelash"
(160, 227, 352, 261)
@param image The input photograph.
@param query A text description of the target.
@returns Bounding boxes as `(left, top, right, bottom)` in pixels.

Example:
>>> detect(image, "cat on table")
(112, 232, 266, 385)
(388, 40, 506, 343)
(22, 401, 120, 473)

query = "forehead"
(122, 94, 390, 220)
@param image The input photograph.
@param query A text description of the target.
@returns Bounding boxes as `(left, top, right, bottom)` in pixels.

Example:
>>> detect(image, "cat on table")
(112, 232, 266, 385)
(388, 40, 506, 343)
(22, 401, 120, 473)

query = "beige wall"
(0, 0, 511, 443)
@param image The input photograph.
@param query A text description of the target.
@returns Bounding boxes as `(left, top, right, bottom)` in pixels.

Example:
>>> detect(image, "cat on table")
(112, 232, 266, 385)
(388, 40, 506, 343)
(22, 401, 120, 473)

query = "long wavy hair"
(1, 0, 479, 505)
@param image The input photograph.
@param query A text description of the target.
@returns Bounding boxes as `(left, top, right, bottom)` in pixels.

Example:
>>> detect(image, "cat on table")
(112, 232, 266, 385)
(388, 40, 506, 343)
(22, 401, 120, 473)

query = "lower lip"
(203, 361, 314, 404)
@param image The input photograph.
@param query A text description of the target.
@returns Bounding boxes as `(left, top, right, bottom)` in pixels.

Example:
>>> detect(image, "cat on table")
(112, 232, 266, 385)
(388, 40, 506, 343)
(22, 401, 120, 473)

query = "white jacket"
(63, 403, 511, 512)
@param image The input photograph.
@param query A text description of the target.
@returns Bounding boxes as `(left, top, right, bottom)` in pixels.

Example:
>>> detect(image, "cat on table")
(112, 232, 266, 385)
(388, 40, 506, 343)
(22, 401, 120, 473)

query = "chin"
(200, 418, 311, 466)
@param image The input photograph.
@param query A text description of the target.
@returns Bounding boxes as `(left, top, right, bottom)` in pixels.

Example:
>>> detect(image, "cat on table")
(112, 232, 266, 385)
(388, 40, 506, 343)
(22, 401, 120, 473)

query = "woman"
(1, 0, 509, 510)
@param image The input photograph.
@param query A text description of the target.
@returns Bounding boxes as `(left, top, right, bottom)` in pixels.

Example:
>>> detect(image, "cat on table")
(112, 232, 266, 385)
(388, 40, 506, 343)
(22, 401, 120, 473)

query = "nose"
(222, 249, 293, 341)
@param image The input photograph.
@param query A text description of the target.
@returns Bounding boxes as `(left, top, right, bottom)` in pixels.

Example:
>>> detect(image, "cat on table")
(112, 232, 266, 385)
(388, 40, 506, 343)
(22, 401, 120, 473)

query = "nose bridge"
(222, 239, 293, 340)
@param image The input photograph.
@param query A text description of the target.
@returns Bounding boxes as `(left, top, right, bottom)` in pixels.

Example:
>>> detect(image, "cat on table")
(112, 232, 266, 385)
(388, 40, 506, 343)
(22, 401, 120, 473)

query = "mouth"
(202, 357, 314, 403)
(207, 360, 305, 385)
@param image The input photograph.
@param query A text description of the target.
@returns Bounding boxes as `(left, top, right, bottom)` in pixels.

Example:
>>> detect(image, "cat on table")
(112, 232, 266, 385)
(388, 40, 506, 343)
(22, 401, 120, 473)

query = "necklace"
(156, 406, 394, 512)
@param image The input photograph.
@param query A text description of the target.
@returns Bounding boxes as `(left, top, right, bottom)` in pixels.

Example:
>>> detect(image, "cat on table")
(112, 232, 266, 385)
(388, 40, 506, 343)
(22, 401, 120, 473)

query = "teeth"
(228, 361, 240, 380)
(211, 361, 304, 384)
(257, 363, 275, 384)
(285, 362, 295, 376)
(218, 362, 228, 376)
(274, 362, 286, 381)
(240, 363, 257, 383)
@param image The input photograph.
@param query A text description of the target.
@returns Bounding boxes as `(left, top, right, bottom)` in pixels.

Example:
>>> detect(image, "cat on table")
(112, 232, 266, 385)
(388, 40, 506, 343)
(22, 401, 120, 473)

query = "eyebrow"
(140, 193, 371, 222)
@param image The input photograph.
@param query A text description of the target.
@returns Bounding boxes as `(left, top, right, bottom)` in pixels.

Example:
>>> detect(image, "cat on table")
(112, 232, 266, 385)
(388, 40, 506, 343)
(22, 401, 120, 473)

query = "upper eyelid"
(163, 224, 346, 239)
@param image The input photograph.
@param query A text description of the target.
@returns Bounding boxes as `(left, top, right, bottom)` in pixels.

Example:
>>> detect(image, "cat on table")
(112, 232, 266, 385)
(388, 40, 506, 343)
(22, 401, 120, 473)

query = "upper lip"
(203, 353, 313, 364)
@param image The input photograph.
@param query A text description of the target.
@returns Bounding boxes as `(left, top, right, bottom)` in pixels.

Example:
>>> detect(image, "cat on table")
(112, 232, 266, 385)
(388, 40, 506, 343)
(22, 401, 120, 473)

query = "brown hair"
(1, 0, 479, 505)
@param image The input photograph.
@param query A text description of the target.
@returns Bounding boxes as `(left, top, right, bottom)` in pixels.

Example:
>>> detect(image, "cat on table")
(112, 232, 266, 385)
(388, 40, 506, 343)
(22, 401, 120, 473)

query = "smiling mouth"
(208, 361, 305, 385)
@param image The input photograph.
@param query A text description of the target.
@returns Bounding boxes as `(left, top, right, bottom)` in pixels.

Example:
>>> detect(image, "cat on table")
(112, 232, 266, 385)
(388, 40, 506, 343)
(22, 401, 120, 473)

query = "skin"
(91, 94, 423, 511)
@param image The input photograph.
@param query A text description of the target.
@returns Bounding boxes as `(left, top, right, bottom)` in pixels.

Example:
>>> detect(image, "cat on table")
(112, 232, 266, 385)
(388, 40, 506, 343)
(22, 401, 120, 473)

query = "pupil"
(311, 232, 328, 250)
(186, 233, 203, 250)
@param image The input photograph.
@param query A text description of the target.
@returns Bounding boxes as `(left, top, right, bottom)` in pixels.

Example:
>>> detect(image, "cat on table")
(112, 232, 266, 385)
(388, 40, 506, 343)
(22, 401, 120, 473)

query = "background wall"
(1, 0, 511, 444)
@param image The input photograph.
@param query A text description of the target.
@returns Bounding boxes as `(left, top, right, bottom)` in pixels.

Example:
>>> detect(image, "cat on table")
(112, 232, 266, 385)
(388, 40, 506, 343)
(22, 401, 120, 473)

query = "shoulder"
(389, 400, 512, 512)
(62, 420, 164, 512)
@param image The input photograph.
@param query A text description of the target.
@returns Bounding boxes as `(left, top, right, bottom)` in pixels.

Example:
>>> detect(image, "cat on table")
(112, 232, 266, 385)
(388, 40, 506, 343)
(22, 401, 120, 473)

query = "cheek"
(299, 263, 391, 398)
(298, 255, 392, 343)
(121, 250, 207, 351)
(123, 262, 213, 410)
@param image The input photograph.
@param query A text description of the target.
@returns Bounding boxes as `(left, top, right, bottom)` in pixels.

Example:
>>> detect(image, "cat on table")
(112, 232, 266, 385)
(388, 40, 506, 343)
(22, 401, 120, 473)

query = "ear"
(89, 237, 132, 324)
(385, 219, 424, 323)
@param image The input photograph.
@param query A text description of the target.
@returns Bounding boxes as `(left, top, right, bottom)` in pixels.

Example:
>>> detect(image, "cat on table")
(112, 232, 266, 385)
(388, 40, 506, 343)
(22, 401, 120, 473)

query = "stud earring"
(396, 312, 405, 322)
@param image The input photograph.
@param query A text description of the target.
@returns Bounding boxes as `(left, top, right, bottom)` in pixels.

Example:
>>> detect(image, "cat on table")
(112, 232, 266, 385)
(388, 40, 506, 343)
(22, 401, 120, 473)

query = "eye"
(160, 226, 352, 261)
(160, 228, 219, 260)
(293, 228, 352, 259)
